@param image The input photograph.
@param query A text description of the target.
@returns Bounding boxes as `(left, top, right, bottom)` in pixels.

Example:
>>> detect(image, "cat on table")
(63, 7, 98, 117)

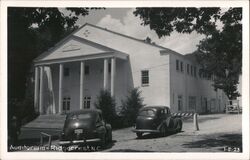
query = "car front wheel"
(136, 132, 143, 138)
(176, 119, 183, 132)
(100, 134, 106, 148)
(108, 131, 112, 143)
(160, 125, 167, 137)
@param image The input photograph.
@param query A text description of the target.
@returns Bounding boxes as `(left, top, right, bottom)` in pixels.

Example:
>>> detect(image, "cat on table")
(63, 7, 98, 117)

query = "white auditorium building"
(33, 23, 228, 115)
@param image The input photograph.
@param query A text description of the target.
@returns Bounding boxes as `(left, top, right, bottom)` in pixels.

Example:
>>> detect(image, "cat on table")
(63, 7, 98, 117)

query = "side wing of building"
(168, 52, 227, 113)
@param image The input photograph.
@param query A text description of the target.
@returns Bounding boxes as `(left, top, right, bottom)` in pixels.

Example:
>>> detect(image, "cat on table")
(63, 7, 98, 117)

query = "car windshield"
(139, 109, 156, 117)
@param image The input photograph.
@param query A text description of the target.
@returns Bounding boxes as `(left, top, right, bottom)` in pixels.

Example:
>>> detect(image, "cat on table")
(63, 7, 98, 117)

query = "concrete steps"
(21, 114, 66, 130)
(18, 114, 66, 142)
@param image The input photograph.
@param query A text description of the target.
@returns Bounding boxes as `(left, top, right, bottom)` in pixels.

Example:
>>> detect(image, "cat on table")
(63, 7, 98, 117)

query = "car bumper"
(59, 138, 102, 146)
(132, 128, 160, 133)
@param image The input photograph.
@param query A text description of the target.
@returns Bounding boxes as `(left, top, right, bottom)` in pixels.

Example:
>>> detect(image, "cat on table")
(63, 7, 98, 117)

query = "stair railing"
(40, 132, 52, 150)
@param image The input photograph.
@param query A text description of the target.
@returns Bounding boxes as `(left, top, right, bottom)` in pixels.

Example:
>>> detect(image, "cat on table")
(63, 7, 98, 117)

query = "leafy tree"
(7, 7, 102, 127)
(134, 8, 242, 99)
(121, 88, 145, 126)
(8, 7, 94, 100)
(95, 90, 117, 126)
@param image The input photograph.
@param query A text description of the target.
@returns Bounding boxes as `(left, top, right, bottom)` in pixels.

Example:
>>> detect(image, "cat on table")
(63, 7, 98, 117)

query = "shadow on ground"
(108, 149, 154, 152)
(182, 133, 242, 152)
(136, 131, 183, 140)
(183, 116, 221, 123)
(17, 135, 59, 146)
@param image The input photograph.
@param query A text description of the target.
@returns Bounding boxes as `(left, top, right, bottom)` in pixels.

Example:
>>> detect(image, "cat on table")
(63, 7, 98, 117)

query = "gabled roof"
(75, 23, 181, 55)
(34, 23, 183, 63)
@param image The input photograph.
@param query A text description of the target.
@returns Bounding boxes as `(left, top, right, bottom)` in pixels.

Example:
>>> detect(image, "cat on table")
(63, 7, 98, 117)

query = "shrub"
(8, 97, 38, 126)
(121, 88, 145, 127)
(95, 90, 117, 126)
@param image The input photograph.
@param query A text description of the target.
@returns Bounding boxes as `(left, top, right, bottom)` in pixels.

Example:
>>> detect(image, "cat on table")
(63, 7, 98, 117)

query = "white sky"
(76, 8, 210, 55)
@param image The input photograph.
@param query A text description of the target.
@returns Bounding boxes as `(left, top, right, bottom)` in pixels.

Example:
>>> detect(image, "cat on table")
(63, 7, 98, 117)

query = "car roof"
(66, 109, 102, 116)
(142, 106, 170, 110)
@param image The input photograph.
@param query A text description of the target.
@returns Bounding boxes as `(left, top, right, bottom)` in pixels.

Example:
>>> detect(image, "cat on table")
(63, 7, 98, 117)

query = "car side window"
(160, 109, 165, 117)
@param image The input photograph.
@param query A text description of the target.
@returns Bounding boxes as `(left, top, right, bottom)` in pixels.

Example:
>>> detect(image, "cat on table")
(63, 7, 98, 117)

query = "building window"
(176, 60, 179, 71)
(189, 96, 196, 110)
(178, 95, 183, 111)
(63, 97, 70, 111)
(191, 65, 193, 76)
(180, 61, 183, 72)
(187, 64, 190, 74)
(84, 96, 91, 109)
(173, 93, 174, 104)
(84, 65, 90, 75)
(194, 66, 197, 77)
(64, 67, 70, 77)
(141, 70, 149, 86)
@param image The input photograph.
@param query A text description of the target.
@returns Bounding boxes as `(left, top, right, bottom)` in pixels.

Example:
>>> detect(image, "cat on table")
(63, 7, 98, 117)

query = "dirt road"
(16, 113, 242, 152)
(103, 114, 242, 152)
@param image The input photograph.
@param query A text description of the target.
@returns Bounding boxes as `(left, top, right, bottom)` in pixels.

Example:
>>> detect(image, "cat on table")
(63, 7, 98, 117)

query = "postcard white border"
(1, 1, 249, 160)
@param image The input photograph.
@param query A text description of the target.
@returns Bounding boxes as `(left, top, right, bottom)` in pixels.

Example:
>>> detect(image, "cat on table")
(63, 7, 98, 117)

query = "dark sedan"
(132, 106, 182, 138)
(59, 109, 112, 151)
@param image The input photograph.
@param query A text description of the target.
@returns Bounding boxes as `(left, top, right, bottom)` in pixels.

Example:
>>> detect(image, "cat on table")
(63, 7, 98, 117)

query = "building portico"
(34, 49, 128, 115)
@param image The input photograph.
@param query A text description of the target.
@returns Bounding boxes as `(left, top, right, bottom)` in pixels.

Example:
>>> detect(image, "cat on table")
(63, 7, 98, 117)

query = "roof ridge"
(34, 22, 183, 62)
(83, 23, 180, 54)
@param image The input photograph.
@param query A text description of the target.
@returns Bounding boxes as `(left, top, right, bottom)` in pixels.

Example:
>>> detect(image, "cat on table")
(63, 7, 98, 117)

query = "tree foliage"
(8, 7, 100, 125)
(8, 7, 97, 99)
(121, 88, 144, 126)
(134, 7, 242, 99)
(95, 90, 117, 126)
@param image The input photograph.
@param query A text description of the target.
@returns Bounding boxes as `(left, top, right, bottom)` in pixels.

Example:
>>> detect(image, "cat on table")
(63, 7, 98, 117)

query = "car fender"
(165, 117, 171, 127)
(105, 123, 112, 132)
(157, 118, 168, 130)
(175, 118, 183, 128)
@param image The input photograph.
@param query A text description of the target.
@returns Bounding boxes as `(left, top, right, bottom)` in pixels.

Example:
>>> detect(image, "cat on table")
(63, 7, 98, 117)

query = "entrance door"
(83, 96, 91, 109)
(178, 95, 183, 112)
(204, 98, 208, 113)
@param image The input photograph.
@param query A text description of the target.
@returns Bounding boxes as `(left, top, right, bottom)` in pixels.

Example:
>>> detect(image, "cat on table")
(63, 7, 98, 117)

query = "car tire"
(160, 125, 167, 137)
(108, 131, 112, 143)
(176, 119, 183, 132)
(136, 132, 143, 139)
(100, 134, 106, 148)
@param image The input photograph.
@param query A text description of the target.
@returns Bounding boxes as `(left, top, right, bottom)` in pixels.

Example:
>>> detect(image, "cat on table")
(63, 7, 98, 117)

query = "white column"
(111, 57, 116, 97)
(34, 66, 39, 112)
(103, 58, 108, 90)
(58, 63, 63, 114)
(39, 66, 44, 114)
(80, 61, 85, 110)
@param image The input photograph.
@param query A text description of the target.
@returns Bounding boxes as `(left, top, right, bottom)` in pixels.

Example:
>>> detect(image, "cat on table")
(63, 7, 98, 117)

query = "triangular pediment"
(62, 44, 81, 52)
(38, 36, 110, 61)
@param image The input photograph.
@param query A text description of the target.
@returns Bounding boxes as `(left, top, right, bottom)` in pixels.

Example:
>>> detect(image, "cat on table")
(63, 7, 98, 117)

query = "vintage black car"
(132, 106, 182, 138)
(59, 109, 112, 151)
